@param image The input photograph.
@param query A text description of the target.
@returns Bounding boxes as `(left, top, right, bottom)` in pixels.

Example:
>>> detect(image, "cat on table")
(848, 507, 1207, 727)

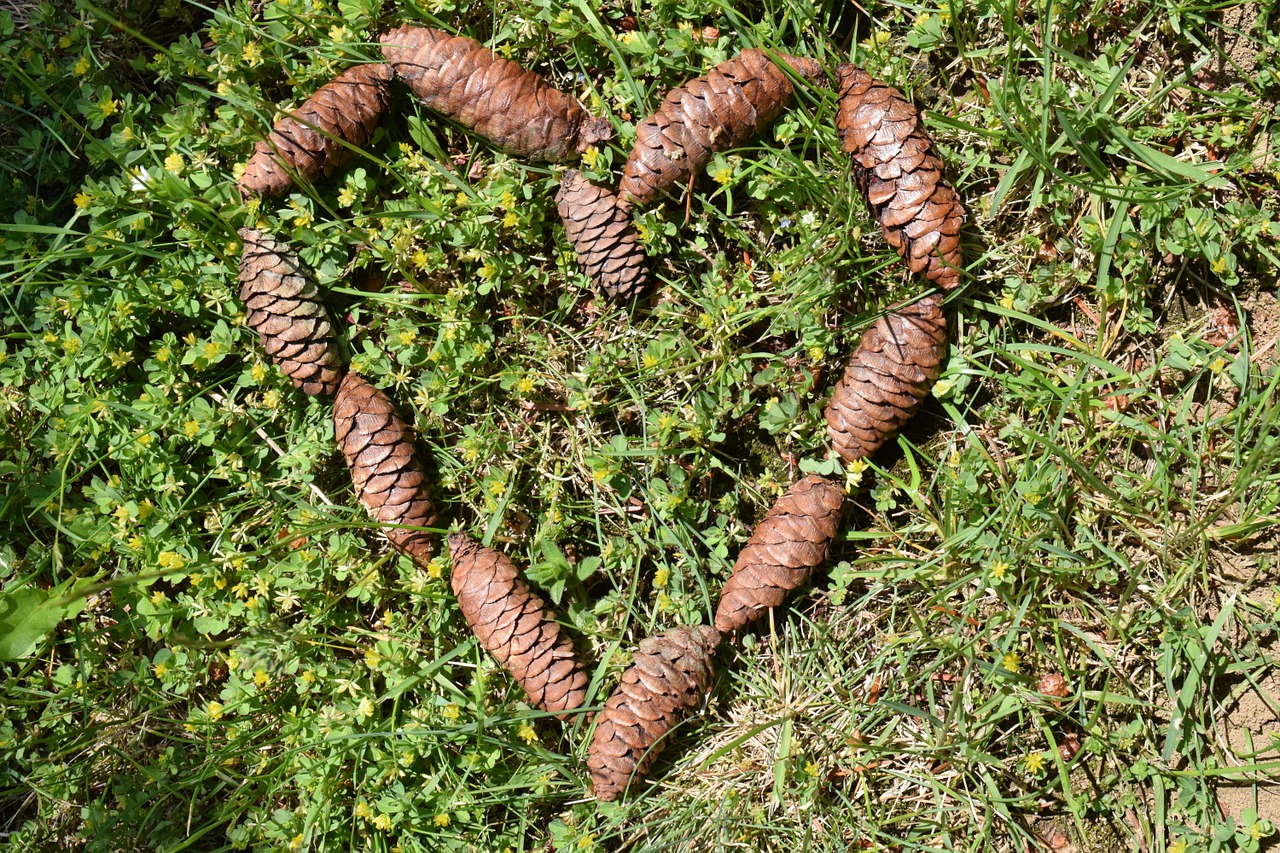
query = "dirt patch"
(1214, 661, 1280, 830)
(1215, 4, 1264, 83)
(1245, 291, 1280, 369)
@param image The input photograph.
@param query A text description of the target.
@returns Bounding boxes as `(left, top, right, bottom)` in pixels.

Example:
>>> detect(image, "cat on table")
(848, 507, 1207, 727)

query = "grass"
(2, 0, 1280, 850)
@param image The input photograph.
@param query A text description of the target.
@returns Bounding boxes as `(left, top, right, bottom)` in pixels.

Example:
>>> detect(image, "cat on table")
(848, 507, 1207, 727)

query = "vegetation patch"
(2, 0, 1279, 850)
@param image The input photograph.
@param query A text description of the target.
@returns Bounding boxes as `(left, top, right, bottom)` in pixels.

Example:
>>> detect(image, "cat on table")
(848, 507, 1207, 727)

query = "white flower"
(130, 167, 153, 192)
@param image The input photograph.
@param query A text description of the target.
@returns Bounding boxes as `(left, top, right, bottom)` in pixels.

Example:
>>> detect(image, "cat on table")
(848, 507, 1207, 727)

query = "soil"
(1245, 290, 1280, 369)
(1214, 659, 1280, 836)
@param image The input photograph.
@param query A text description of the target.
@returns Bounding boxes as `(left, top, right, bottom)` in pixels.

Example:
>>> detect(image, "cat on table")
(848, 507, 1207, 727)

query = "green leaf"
(0, 584, 83, 661)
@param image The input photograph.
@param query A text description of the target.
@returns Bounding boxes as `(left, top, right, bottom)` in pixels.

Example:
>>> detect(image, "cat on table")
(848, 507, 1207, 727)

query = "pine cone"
(587, 625, 720, 801)
(714, 475, 846, 635)
(447, 534, 588, 718)
(237, 228, 345, 397)
(332, 372, 438, 561)
(618, 49, 824, 210)
(379, 26, 613, 162)
(555, 170, 650, 300)
(824, 294, 947, 462)
(836, 64, 964, 290)
(239, 63, 394, 198)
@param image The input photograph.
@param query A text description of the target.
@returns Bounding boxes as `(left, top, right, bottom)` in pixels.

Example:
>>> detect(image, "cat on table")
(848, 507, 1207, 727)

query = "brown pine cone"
(835, 64, 964, 290)
(447, 533, 588, 718)
(714, 475, 846, 635)
(238, 63, 394, 198)
(555, 170, 650, 300)
(237, 228, 345, 397)
(332, 372, 438, 561)
(618, 49, 824, 210)
(379, 26, 613, 162)
(824, 294, 947, 462)
(587, 625, 720, 800)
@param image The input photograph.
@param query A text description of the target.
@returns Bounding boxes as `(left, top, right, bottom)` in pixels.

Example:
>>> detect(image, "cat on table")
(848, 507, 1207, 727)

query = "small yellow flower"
(337, 186, 357, 207)
(433, 813, 451, 827)
(254, 668, 270, 688)
(999, 292, 1016, 310)
(373, 813, 392, 831)
(150, 590, 167, 606)
(74, 191, 93, 209)
(1002, 652, 1022, 673)
(502, 210, 520, 228)
(250, 362, 267, 382)
(441, 703, 460, 721)
(1022, 751, 1046, 774)
(158, 550, 186, 570)
(364, 648, 382, 670)
(289, 833, 304, 850)
(241, 42, 263, 66)
(427, 557, 445, 580)
(163, 152, 183, 174)
(207, 701, 224, 721)
(183, 420, 200, 438)
(581, 147, 600, 169)
(517, 722, 538, 744)
(653, 568, 669, 589)
(354, 801, 373, 820)
(515, 375, 536, 395)
(713, 165, 734, 185)
(988, 559, 1010, 582)
(74, 56, 90, 76)
(641, 352, 658, 369)
(153, 662, 168, 679)
(864, 30, 892, 49)
(357, 696, 375, 719)
(99, 96, 119, 117)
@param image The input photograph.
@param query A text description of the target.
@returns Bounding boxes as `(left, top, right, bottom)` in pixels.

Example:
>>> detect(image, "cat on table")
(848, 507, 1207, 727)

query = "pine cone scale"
(332, 372, 438, 557)
(714, 475, 846, 634)
(447, 534, 588, 718)
(587, 625, 720, 800)
(239, 64, 393, 198)
(237, 229, 346, 397)
(836, 64, 964, 289)
(380, 26, 612, 162)
(825, 295, 948, 461)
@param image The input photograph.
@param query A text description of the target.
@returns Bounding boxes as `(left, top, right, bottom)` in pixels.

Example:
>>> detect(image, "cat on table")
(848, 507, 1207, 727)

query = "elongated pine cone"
(618, 49, 824, 210)
(824, 294, 948, 462)
(836, 64, 964, 289)
(238, 63, 394, 198)
(237, 228, 345, 397)
(555, 170, 650, 300)
(379, 26, 613, 162)
(714, 475, 845, 634)
(447, 534, 588, 718)
(332, 372, 437, 560)
(587, 625, 720, 801)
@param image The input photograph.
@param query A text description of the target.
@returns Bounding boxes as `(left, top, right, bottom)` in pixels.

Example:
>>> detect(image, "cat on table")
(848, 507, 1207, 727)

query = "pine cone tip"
(577, 116, 615, 151)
